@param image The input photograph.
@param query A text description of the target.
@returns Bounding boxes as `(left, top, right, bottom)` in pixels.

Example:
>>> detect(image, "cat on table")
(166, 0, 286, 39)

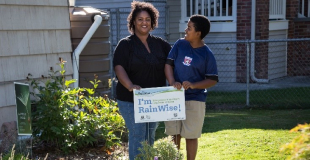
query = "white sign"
(133, 86, 186, 123)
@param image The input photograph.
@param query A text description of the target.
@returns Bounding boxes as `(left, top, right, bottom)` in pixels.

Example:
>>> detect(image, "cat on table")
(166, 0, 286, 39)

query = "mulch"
(31, 143, 129, 160)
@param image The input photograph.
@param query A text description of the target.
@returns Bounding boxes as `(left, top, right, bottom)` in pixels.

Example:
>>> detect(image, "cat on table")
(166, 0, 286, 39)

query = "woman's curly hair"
(127, 1, 159, 34)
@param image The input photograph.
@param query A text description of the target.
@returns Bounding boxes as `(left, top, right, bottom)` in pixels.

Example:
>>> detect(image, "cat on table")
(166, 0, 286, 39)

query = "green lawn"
(155, 109, 310, 160)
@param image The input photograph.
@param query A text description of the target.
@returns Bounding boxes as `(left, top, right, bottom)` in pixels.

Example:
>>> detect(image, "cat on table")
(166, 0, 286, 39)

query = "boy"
(164, 14, 218, 160)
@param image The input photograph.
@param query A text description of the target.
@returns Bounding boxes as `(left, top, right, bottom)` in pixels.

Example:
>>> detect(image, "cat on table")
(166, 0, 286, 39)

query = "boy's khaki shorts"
(164, 101, 205, 139)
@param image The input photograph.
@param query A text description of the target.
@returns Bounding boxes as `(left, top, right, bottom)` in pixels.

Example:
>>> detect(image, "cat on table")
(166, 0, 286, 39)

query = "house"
(75, 0, 310, 83)
(0, 1, 73, 127)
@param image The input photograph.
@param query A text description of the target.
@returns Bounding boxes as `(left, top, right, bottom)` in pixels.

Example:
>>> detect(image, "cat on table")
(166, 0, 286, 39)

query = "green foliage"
(30, 58, 125, 153)
(1, 152, 25, 160)
(0, 145, 34, 160)
(135, 141, 157, 160)
(280, 123, 310, 160)
(135, 136, 183, 160)
(154, 136, 183, 160)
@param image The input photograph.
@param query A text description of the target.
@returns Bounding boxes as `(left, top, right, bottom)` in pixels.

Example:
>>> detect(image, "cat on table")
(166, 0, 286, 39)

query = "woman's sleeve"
(113, 39, 130, 69)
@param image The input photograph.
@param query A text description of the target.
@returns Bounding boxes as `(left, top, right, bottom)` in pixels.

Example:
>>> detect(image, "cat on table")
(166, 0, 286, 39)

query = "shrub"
(135, 141, 157, 160)
(154, 136, 183, 160)
(280, 123, 310, 159)
(30, 58, 125, 153)
(135, 136, 183, 160)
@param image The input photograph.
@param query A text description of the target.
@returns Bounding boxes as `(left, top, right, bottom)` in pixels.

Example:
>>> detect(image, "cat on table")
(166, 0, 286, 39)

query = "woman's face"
(133, 11, 152, 35)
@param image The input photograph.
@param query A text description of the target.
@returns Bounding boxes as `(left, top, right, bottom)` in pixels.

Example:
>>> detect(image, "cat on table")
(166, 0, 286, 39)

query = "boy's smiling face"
(184, 21, 201, 42)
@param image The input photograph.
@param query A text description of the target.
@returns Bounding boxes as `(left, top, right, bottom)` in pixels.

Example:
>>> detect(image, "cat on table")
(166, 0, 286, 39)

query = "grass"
(155, 109, 310, 160)
(207, 87, 310, 108)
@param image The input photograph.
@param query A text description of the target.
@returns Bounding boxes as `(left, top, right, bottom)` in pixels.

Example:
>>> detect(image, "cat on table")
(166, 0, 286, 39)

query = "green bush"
(135, 136, 183, 160)
(30, 58, 125, 153)
(280, 123, 310, 159)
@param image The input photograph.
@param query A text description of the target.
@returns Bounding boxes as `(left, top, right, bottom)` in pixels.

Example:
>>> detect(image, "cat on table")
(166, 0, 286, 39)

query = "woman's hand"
(128, 84, 141, 92)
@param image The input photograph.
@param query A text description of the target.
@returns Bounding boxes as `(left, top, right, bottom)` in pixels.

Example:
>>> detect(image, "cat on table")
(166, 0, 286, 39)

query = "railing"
(298, 0, 310, 17)
(181, 0, 288, 22)
(181, 0, 236, 22)
(269, 0, 286, 20)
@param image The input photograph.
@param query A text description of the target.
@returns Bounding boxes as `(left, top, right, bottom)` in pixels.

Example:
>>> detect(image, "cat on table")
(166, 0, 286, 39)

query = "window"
(269, 0, 286, 20)
(298, 0, 310, 18)
(181, 0, 235, 22)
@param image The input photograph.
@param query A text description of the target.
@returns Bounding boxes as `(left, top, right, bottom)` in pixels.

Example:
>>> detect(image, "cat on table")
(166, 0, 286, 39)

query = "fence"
(110, 38, 310, 109)
(107, 6, 310, 109)
(204, 38, 310, 109)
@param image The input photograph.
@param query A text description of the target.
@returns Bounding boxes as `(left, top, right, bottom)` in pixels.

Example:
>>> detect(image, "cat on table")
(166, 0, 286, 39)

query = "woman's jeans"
(117, 100, 158, 160)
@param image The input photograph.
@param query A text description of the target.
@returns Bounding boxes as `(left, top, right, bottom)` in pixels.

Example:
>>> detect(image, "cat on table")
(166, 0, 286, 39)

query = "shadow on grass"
(155, 108, 310, 140)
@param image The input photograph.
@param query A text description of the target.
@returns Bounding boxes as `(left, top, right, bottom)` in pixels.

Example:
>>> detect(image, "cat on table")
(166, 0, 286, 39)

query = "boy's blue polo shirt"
(167, 39, 218, 102)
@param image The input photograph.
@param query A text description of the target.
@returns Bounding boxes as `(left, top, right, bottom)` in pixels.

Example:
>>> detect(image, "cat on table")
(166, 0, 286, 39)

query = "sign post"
(133, 86, 186, 123)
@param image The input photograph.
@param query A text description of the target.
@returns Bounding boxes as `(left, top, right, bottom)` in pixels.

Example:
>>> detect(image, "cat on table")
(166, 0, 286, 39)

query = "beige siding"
(208, 32, 237, 83)
(0, 0, 72, 127)
(0, 0, 68, 6)
(0, 53, 73, 82)
(268, 30, 287, 80)
(0, 106, 16, 129)
(167, 0, 181, 43)
(75, 0, 132, 9)
(0, 85, 16, 108)
(0, 5, 70, 30)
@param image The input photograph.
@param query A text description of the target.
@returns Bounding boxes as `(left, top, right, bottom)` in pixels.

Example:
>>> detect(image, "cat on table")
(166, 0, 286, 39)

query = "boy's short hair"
(189, 15, 211, 39)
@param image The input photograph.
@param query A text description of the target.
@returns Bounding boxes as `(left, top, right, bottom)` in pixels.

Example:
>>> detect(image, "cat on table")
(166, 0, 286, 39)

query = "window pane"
(187, 0, 196, 17)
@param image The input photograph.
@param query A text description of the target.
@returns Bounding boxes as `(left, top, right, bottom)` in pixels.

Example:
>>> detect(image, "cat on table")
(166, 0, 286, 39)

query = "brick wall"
(236, 0, 269, 82)
(254, 0, 269, 79)
(287, 0, 310, 76)
(236, 0, 251, 82)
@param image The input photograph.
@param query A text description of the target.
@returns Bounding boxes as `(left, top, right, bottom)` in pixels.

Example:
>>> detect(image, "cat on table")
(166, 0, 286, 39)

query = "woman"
(112, 1, 171, 160)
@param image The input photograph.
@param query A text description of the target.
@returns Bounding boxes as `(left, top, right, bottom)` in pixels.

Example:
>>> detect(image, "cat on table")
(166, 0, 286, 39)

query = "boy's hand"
(172, 82, 182, 90)
(182, 81, 193, 90)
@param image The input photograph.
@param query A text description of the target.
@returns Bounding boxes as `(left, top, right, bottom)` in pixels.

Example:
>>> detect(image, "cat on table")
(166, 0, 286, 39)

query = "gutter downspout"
(73, 15, 102, 88)
(250, 0, 269, 83)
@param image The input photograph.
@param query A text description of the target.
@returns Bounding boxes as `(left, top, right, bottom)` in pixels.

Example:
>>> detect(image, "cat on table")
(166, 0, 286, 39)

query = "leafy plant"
(0, 144, 45, 160)
(154, 136, 183, 160)
(29, 58, 125, 153)
(135, 141, 157, 160)
(135, 136, 183, 160)
(280, 123, 310, 160)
